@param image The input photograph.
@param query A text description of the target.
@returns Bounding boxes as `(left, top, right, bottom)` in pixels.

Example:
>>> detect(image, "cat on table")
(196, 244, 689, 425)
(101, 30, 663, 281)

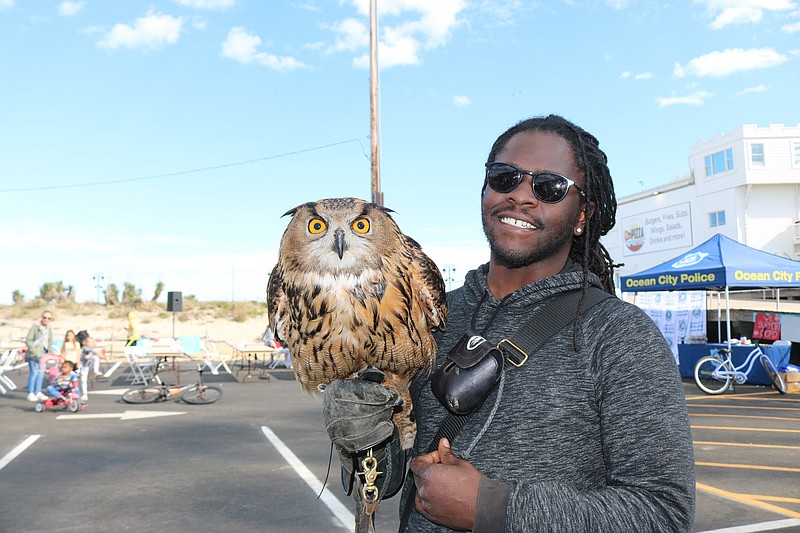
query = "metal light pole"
(92, 272, 105, 303)
(369, 0, 383, 206)
(442, 264, 457, 291)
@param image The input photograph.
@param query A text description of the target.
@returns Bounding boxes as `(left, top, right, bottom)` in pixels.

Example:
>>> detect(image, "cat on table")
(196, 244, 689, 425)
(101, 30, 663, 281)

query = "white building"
(605, 123, 800, 291)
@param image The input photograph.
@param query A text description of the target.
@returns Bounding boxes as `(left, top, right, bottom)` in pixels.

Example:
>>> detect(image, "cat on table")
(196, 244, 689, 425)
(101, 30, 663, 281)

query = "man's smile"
(499, 215, 537, 230)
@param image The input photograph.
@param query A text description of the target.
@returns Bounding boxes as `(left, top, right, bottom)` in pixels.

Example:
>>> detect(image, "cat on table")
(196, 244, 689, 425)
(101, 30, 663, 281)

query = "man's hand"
(410, 438, 482, 531)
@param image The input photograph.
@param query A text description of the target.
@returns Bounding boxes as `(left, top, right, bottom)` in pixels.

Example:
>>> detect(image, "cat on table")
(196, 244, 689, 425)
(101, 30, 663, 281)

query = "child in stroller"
(35, 359, 82, 413)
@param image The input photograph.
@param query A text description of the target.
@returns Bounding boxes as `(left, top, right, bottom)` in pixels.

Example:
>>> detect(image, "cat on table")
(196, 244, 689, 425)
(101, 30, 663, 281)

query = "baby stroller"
(34, 354, 82, 413)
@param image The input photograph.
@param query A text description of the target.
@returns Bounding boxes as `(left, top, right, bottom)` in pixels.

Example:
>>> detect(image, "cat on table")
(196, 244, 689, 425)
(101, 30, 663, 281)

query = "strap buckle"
(498, 339, 528, 367)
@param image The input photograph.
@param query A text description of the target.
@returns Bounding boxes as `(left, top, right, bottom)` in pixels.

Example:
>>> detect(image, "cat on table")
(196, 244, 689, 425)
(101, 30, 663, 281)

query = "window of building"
(704, 148, 734, 176)
(793, 142, 800, 166)
(709, 210, 726, 228)
(751, 143, 765, 166)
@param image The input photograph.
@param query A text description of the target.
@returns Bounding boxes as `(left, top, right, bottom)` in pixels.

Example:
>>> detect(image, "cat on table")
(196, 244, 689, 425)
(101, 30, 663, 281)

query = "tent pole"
(776, 288, 780, 311)
(725, 286, 732, 349)
(716, 292, 721, 343)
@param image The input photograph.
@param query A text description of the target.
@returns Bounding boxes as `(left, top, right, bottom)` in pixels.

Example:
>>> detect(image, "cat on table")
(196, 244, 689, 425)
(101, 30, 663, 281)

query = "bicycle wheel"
(122, 387, 162, 404)
(694, 356, 732, 394)
(181, 384, 222, 404)
(68, 399, 80, 412)
(760, 355, 787, 394)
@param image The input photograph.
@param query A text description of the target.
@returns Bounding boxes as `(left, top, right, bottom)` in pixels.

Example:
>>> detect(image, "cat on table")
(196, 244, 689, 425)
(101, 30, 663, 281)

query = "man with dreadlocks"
(323, 115, 695, 532)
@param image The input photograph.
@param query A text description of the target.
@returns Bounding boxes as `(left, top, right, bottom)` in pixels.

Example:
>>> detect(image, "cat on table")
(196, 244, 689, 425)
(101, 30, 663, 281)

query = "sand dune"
(0, 303, 268, 353)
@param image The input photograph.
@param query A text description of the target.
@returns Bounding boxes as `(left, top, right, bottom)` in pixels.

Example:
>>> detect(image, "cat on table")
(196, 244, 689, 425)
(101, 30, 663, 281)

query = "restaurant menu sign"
(622, 202, 692, 256)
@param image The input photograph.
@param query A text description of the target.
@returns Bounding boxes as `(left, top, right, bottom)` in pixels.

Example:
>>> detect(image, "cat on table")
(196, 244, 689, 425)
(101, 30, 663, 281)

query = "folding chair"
(199, 340, 233, 375)
(0, 349, 23, 394)
(124, 346, 161, 385)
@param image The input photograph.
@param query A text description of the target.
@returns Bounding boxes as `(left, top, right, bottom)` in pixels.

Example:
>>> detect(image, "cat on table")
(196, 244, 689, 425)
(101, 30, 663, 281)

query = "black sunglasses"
(485, 162, 585, 204)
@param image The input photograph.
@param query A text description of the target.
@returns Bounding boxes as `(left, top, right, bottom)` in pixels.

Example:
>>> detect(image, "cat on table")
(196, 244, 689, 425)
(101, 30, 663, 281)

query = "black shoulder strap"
(399, 287, 613, 531)
(500, 287, 612, 367)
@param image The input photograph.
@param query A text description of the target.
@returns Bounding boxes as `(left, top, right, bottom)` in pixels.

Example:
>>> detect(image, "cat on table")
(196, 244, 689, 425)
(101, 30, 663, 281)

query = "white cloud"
(697, 0, 796, 29)
(295, 2, 323, 13)
(453, 95, 470, 107)
(58, 1, 85, 16)
(737, 84, 769, 94)
(783, 20, 800, 32)
(173, 0, 236, 9)
(621, 71, 654, 80)
(474, 0, 529, 25)
(710, 6, 763, 28)
(98, 10, 183, 51)
(674, 47, 788, 77)
(326, 18, 370, 53)
(329, 0, 467, 68)
(656, 91, 713, 107)
(221, 27, 307, 71)
(606, 0, 631, 9)
(0, 0, 13, 9)
(191, 16, 208, 30)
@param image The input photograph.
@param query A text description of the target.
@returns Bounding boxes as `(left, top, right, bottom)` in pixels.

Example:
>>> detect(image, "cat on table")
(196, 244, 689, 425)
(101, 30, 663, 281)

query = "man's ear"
(574, 203, 594, 236)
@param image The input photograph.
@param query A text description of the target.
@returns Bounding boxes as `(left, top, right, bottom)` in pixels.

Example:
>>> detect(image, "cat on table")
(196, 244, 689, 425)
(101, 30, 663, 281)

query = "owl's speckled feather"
(267, 197, 446, 449)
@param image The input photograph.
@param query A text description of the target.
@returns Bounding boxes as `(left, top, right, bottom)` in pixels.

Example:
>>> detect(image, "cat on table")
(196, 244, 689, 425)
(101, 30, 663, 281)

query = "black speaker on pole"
(167, 291, 183, 312)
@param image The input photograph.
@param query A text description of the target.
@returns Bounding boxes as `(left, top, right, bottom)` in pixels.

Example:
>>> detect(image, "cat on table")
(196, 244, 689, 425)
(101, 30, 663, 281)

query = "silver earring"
(575, 228, 582, 234)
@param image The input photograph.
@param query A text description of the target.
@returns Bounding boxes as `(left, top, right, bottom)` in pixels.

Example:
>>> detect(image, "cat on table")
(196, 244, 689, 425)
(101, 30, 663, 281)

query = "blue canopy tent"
(620, 233, 800, 345)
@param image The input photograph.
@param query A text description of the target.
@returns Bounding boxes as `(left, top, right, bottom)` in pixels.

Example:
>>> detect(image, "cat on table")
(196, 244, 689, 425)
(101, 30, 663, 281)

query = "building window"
(793, 142, 800, 166)
(704, 148, 734, 176)
(709, 210, 726, 228)
(751, 143, 765, 166)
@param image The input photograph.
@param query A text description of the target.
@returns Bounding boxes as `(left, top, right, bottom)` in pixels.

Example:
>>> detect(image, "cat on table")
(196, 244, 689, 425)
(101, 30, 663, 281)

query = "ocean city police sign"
(621, 234, 800, 292)
(625, 265, 800, 290)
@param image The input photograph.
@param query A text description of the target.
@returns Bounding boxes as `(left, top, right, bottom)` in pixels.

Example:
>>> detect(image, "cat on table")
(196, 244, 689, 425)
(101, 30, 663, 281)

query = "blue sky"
(1, 0, 798, 305)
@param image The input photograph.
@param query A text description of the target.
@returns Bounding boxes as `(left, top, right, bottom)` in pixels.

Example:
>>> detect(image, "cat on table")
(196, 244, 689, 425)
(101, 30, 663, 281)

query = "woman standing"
(25, 311, 54, 402)
(125, 311, 140, 347)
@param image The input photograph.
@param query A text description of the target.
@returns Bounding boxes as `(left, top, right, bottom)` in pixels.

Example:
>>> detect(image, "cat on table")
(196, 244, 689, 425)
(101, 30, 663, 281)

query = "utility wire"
(1, 137, 368, 193)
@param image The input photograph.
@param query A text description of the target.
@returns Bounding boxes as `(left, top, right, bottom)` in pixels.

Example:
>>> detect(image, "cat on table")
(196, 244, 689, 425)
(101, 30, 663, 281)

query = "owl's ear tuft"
(282, 202, 315, 218)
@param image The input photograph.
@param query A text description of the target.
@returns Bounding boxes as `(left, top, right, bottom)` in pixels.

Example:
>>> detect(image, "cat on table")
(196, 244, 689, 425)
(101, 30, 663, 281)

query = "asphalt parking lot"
(1, 365, 798, 532)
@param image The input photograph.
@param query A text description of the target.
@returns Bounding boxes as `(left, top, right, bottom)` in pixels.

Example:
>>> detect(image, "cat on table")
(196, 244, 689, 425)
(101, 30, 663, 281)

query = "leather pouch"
(431, 331, 503, 415)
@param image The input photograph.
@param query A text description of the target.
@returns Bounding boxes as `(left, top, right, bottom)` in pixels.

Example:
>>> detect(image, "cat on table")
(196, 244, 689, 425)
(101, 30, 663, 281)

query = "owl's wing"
(404, 235, 447, 331)
(266, 261, 289, 343)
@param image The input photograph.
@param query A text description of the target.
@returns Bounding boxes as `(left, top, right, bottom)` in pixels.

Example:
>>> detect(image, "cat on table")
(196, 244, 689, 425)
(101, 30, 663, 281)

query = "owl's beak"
(333, 229, 346, 259)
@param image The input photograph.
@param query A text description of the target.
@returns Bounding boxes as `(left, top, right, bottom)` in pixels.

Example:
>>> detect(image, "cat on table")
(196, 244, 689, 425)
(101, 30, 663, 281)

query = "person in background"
(45, 359, 80, 402)
(125, 311, 140, 347)
(262, 325, 292, 369)
(25, 311, 54, 402)
(61, 330, 81, 367)
(78, 336, 102, 404)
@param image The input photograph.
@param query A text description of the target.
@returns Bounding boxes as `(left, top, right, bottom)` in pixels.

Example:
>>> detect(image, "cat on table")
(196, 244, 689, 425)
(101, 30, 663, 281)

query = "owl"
(267, 197, 447, 450)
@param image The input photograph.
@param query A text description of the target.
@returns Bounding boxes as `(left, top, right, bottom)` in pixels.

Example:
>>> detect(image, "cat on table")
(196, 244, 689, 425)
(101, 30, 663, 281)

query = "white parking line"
(260, 425, 353, 530)
(103, 361, 122, 378)
(0, 435, 41, 472)
(698, 519, 800, 532)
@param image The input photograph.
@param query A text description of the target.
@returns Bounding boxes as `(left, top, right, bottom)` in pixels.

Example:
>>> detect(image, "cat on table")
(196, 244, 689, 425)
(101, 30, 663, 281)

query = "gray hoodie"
(401, 264, 695, 532)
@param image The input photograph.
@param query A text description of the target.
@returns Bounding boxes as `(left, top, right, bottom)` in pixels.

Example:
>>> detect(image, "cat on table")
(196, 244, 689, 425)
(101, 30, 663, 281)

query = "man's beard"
(482, 208, 576, 269)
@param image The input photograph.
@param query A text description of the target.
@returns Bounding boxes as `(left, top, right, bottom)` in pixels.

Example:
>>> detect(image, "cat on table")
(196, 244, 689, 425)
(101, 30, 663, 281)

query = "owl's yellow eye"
(352, 217, 370, 234)
(308, 218, 327, 234)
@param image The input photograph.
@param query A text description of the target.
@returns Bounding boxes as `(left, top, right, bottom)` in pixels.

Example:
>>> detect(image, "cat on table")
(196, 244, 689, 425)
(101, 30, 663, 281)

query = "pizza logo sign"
(624, 223, 645, 252)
